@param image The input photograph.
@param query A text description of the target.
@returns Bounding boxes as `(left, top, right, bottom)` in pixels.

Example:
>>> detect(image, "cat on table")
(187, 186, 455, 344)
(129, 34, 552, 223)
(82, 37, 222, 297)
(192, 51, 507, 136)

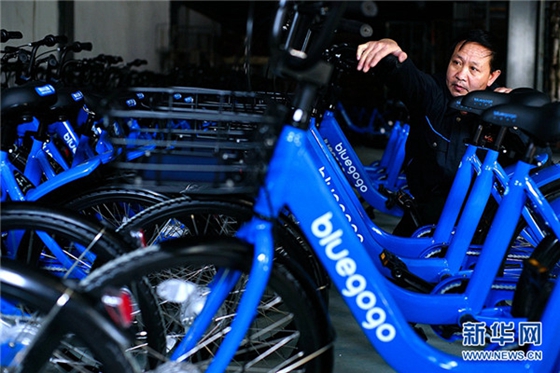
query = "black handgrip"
(3, 46, 19, 54)
(337, 18, 373, 38)
(323, 43, 358, 70)
(375, 53, 401, 73)
(95, 54, 123, 65)
(40, 34, 68, 47)
(128, 59, 147, 67)
(70, 41, 93, 52)
(1, 30, 23, 43)
(81, 42, 93, 51)
(108, 55, 123, 65)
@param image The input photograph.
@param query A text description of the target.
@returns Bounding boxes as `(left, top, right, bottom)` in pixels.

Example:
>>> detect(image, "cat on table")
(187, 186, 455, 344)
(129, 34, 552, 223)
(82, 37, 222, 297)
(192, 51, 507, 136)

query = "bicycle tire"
(0, 202, 167, 369)
(59, 186, 170, 229)
(1, 259, 138, 373)
(80, 236, 335, 373)
(509, 179, 560, 320)
(2, 202, 127, 270)
(116, 195, 331, 304)
(511, 234, 560, 320)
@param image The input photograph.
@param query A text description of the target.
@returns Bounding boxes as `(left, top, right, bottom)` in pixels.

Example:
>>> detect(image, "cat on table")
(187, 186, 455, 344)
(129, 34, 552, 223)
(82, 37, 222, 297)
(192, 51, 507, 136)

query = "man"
(356, 29, 511, 236)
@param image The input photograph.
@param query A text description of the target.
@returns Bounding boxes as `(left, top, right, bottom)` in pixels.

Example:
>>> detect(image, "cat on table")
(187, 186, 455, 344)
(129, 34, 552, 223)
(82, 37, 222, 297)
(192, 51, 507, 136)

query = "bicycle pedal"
(379, 249, 434, 293)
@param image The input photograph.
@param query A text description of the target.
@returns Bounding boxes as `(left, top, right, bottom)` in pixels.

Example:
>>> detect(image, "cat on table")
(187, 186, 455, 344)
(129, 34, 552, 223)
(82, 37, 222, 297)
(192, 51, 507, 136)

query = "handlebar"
(127, 59, 147, 67)
(26, 34, 68, 78)
(93, 54, 123, 66)
(67, 41, 93, 53)
(56, 41, 94, 79)
(270, 1, 346, 72)
(32, 34, 68, 47)
(1, 30, 23, 43)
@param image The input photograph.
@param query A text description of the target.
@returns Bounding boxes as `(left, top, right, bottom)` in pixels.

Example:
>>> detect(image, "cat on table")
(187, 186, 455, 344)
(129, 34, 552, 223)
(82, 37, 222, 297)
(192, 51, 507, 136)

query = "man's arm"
(356, 41, 442, 113)
(356, 39, 408, 73)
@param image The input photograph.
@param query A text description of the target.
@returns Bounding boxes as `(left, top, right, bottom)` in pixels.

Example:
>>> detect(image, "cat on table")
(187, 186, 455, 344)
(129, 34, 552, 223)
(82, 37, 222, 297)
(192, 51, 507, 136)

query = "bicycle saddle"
(46, 86, 85, 122)
(450, 87, 550, 114)
(480, 101, 560, 146)
(1, 81, 57, 119)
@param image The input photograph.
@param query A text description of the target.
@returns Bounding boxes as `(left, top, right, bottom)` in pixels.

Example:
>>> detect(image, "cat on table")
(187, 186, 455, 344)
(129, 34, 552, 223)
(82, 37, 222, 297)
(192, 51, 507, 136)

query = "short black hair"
(451, 29, 504, 73)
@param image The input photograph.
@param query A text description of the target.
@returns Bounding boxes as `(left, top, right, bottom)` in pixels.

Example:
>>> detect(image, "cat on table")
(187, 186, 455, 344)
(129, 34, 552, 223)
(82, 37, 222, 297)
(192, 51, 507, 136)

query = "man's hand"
(494, 87, 512, 93)
(356, 38, 408, 73)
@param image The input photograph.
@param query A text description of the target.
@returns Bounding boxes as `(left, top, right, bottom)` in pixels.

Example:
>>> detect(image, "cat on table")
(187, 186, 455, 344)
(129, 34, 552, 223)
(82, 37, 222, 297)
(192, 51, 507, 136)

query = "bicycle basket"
(102, 86, 284, 195)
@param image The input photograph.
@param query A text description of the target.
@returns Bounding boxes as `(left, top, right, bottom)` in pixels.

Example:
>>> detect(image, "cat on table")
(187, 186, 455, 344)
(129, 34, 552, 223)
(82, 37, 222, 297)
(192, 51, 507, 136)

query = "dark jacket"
(383, 58, 482, 203)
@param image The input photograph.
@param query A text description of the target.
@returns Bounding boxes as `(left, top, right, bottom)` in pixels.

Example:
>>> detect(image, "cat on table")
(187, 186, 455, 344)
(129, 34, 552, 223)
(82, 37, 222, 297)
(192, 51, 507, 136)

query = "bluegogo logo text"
(311, 212, 396, 342)
(318, 166, 364, 242)
(329, 141, 368, 193)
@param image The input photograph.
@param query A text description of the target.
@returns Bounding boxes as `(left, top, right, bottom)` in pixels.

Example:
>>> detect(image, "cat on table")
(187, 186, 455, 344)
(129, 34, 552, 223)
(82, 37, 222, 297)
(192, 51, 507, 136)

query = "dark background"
(173, 1, 509, 72)
(167, 1, 510, 110)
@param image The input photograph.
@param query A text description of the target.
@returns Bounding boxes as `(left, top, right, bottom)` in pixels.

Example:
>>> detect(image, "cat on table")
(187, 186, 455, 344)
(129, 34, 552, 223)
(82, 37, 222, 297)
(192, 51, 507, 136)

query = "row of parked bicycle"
(2, 1, 560, 372)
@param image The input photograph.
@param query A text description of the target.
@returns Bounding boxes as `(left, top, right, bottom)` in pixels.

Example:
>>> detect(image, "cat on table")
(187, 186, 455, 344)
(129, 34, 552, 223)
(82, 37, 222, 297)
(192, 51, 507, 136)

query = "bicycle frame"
(1, 109, 121, 203)
(316, 107, 560, 248)
(1, 117, 109, 276)
(332, 104, 410, 191)
(317, 110, 407, 216)
(335, 100, 394, 139)
(0, 146, 103, 202)
(19, 121, 72, 183)
(308, 113, 560, 285)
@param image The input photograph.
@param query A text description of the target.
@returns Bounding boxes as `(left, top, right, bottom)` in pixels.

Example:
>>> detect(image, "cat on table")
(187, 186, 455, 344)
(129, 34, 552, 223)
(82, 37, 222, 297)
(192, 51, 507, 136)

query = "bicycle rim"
(81, 237, 335, 372)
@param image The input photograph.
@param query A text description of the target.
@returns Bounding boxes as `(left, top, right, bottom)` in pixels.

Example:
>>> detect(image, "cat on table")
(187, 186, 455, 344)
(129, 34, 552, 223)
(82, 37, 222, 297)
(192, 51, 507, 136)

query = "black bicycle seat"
(1, 81, 57, 120)
(480, 101, 560, 146)
(450, 88, 550, 115)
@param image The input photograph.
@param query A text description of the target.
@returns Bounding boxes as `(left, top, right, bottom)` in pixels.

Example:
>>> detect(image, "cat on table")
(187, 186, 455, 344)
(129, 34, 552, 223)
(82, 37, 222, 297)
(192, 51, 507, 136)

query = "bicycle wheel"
(116, 195, 331, 304)
(1, 259, 138, 373)
(512, 233, 560, 320)
(473, 178, 560, 260)
(0, 202, 167, 369)
(1, 202, 129, 276)
(80, 236, 335, 372)
(59, 186, 170, 229)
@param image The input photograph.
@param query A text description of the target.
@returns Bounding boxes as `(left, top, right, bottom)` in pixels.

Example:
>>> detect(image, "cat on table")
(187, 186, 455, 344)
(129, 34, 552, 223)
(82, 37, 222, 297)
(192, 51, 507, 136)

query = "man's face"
(445, 41, 501, 97)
